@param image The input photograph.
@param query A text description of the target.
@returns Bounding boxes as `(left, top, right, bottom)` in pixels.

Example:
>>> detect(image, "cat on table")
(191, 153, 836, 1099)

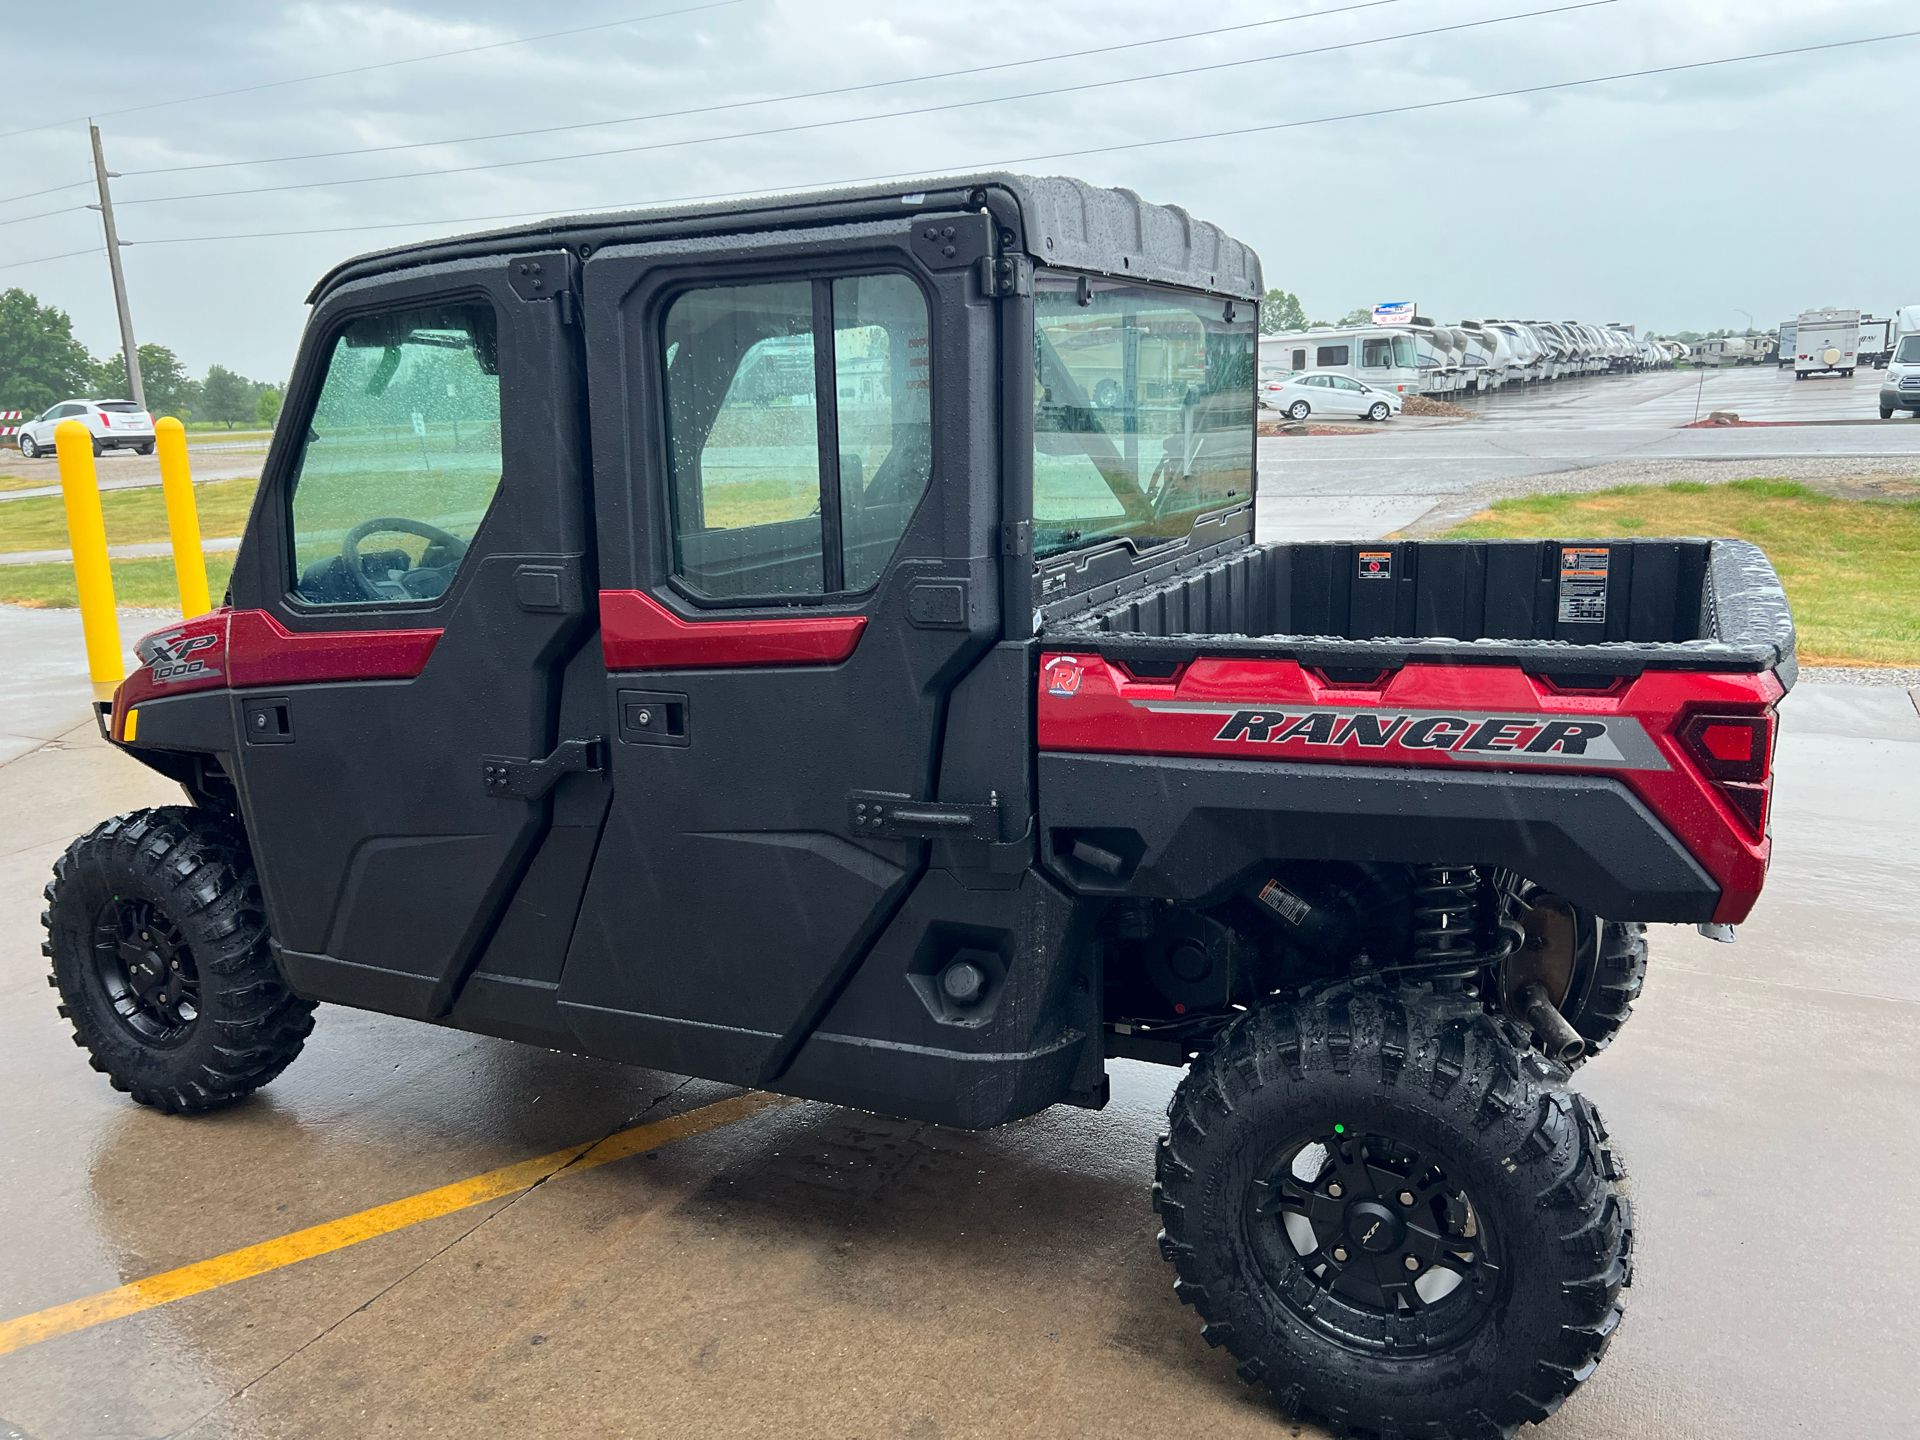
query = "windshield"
(1032, 274, 1254, 560)
(1898, 336, 1920, 364)
(1392, 334, 1418, 367)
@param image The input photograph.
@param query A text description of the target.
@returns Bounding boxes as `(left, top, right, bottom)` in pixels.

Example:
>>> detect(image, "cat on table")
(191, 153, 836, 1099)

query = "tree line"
(1259, 289, 1382, 335)
(0, 287, 282, 428)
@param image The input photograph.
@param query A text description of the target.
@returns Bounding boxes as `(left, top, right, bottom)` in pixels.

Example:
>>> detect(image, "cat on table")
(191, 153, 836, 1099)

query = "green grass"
(0, 476, 261, 553)
(0, 553, 236, 610)
(0, 473, 49, 493)
(1444, 478, 1920, 666)
(181, 424, 274, 442)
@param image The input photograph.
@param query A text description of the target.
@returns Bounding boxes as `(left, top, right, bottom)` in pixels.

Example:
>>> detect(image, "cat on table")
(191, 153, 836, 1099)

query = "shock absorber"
(1409, 864, 1485, 986)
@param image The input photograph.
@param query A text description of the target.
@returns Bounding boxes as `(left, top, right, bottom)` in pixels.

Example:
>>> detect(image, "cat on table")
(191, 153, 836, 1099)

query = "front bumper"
(1882, 385, 1920, 412)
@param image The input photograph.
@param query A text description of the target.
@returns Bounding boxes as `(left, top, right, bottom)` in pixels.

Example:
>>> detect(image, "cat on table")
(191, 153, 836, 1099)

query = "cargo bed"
(1043, 537, 1797, 687)
(1035, 537, 1795, 926)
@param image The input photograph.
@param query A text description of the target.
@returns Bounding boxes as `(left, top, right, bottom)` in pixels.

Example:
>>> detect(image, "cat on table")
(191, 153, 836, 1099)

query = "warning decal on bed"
(1557, 546, 1611, 624)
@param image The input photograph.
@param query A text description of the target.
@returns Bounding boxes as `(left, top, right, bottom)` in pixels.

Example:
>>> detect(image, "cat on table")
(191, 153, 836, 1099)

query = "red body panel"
(600, 588, 866, 670)
(111, 608, 442, 738)
(1037, 652, 1783, 925)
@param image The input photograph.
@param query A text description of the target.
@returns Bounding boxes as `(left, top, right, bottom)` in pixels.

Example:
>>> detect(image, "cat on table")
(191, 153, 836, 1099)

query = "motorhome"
(1261, 326, 1421, 398)
(1407, 317, 1463, 395)
(1859, 316, 1893, 369)
(1795, 307, 1861, 378)
(1776, 320, 1797, 368)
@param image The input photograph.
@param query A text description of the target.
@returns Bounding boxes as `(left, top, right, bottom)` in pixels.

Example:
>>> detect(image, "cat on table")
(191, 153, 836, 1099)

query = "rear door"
(226, 254, 595, 1019)
(557, 214, 1002, 1085)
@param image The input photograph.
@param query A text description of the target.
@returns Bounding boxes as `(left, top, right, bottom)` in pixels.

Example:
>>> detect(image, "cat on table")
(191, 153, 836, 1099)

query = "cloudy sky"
(1, 0, 1913, 382)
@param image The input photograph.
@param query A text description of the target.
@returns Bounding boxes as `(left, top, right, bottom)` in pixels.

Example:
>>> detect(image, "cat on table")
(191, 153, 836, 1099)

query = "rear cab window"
(1032, 273, 1254, 561)
(660, 271, 933, 601)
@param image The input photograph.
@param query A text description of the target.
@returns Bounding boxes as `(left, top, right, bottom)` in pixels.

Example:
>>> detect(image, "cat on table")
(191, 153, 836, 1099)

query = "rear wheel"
(1504, 891, 1648, 1063)
(91, 436, 103, 457)
(1288, 400, 1311, 421)
(44, 807, 315, 1113)
(1155, 990, 1630, 1438)
(136, 441, 155, 455)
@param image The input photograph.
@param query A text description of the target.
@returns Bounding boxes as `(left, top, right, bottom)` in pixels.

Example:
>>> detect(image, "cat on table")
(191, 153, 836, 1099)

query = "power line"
(0, 245, 103, 273)
(119, 0, 1408, 180)
(0, 203, 94, 231)
(112, 0, 1619, 210)
(0, 176, 94, 207)
(0, 0, 749, 142)
(121, 26, 1920, 251)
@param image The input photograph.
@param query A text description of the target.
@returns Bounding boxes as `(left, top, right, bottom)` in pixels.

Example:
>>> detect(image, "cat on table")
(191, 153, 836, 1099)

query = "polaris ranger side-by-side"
(46, 175, 1793, 1438)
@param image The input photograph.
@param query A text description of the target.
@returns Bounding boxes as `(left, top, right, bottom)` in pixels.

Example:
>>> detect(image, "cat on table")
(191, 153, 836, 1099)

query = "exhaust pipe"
(1517, 983, 1585, 1064)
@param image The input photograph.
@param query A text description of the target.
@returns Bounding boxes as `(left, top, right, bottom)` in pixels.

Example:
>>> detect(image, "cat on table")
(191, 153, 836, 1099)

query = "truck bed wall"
(1047, 538, 1794, 684)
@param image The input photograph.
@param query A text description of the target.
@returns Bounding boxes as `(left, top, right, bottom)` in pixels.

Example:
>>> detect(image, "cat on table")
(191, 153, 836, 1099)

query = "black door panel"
(559, 217, 1001, 1088)
(227, 259, 595, 1023)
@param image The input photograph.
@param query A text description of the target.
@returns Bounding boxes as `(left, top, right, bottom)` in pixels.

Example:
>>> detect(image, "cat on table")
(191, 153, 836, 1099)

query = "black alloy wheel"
(1248, 1127, 1502, 1355)
(91, 895, 201, 1045)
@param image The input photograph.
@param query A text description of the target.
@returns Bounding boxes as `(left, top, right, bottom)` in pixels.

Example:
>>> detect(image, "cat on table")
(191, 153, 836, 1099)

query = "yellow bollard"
(155, 417, 211, 618)
(55, 419, 125, 696)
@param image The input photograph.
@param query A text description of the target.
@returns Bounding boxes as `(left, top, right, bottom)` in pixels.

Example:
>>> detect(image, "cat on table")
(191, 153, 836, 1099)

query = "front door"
(227, 256, 594, 1019)
(556, 216, 1000, 1087)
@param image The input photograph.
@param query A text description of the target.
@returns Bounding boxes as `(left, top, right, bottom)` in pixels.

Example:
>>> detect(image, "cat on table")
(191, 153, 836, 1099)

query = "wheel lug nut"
(1399, 1190, 1415, 1206)
(1332, 1247, 1348, 1262)
(1404, 1255, 1421, 1272)
(1327, 1183, 1343, 1198)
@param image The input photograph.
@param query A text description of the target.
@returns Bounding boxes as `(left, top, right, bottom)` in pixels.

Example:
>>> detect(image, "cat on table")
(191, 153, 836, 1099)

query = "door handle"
(616, 689, 688, 747)
(481, 738, 605, 800)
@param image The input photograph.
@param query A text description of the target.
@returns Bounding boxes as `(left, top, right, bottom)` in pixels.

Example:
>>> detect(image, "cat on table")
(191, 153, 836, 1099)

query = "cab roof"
(308, 172, 1262, 304)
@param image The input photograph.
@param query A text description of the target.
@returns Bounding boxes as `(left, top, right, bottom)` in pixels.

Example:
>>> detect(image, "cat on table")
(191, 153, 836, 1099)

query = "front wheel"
(18, 433, 37, 459)
(1367, 401, 1391, 421)
(45, 807, 315, 1113)
(1287, 400, 1311, 421)
(1155, 991, 1630, 1438)
(1884, 407, 1897, 421)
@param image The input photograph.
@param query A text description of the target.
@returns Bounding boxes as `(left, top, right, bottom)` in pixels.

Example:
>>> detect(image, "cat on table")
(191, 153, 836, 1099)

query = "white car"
(1266, 370, 1404, 422)
(14, 399, 156, 459)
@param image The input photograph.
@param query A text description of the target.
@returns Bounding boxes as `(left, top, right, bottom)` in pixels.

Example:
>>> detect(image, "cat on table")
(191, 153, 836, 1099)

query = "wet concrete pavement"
(1257, 366, 1920, 536)
(2, 653, 1918, 1436)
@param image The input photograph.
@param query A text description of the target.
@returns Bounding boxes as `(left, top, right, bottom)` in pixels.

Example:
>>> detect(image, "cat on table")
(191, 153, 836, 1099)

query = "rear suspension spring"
(1410, 864, 1486, 985)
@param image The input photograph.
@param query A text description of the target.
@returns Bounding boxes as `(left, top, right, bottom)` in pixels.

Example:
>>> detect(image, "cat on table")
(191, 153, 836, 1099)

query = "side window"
(288, 302, 502, 606)
(662, 272, 931, 601)
(1361, 337, 1391, 368)
(1316, 344, 1350, 367)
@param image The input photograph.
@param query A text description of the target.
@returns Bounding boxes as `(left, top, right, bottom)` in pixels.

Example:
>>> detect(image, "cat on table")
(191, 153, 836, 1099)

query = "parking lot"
(1258, 364, 1920, 539)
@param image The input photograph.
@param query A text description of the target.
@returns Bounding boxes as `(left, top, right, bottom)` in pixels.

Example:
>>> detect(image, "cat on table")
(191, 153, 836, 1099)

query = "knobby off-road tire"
(1558, 921, 1647, 1061)
(1154, 990, 1631, 1438)
(44, 807, 315, 1113)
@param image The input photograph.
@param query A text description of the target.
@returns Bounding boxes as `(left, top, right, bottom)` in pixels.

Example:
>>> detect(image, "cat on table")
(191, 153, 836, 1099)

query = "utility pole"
(87, 122, 144, 409)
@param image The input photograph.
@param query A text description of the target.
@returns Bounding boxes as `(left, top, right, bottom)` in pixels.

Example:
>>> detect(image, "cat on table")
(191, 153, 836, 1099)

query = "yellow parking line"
(0, 1090, 783, 1359)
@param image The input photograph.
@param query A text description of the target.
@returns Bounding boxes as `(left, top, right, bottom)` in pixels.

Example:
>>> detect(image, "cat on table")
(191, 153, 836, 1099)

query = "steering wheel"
(341, 516, 468, 601)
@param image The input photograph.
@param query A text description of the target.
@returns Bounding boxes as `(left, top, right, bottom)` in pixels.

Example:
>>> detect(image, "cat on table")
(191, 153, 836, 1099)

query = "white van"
(1881, 330, 1920, 419)
(1262, 326, 1421, 398)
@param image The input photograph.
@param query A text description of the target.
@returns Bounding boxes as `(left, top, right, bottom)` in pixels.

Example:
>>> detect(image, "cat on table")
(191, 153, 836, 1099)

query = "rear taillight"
(98, 412, 110, 427)
(1680, 712, 1774, 835)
